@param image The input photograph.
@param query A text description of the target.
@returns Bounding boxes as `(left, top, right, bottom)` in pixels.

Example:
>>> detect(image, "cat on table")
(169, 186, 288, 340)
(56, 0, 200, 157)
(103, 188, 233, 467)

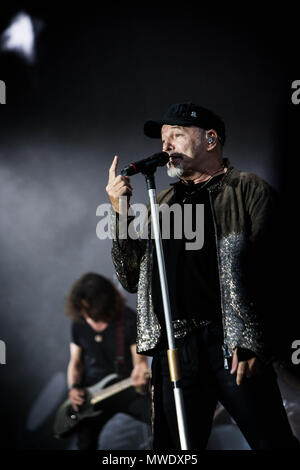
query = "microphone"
(120, 152, 169, 176)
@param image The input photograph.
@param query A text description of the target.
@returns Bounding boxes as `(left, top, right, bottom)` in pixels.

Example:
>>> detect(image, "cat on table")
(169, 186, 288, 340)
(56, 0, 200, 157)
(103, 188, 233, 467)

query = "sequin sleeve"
(110, 206, 147, 293)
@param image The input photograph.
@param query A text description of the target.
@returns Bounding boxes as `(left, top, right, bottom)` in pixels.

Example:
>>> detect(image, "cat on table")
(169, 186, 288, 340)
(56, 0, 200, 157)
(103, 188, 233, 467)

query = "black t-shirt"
(71, 306, 137, 387)
(151, 175, 224, 325)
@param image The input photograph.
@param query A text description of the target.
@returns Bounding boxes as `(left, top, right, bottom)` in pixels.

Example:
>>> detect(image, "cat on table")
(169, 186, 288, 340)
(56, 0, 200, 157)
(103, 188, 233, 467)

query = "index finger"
(108, 155, 118, 182)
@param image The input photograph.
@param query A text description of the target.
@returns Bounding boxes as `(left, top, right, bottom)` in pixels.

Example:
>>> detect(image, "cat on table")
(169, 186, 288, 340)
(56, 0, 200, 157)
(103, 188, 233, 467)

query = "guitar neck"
(90, 377, 133, 406)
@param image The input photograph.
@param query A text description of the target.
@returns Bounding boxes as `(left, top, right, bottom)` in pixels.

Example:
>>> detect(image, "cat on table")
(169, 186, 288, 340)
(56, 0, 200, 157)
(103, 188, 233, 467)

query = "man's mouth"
(168, 154, 183, 166)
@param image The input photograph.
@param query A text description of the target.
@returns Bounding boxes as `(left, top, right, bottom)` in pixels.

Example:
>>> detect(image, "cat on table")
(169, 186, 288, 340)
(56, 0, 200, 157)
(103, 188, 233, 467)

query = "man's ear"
(205, 129, 218, 147)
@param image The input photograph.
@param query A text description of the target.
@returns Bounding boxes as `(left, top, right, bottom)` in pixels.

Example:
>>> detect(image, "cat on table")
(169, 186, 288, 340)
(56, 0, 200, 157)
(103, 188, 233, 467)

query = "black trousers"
(76, 388, 151, 450)
(152, 322, 300, 450)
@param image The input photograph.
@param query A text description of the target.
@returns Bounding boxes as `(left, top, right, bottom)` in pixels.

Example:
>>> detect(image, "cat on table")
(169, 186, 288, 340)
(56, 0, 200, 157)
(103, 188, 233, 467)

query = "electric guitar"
(54, 373, 142, 438)
(54, 367, 226, 439)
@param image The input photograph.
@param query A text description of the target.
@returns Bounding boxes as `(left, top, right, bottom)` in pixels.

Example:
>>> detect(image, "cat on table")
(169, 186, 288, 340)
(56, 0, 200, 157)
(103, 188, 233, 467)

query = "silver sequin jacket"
(110, 160, 278, 366)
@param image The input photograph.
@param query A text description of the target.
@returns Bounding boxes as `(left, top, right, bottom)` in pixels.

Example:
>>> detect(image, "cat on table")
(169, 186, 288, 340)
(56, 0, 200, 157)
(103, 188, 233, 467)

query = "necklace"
(94, 334, 103, 342)
(181, 167, 226, 203)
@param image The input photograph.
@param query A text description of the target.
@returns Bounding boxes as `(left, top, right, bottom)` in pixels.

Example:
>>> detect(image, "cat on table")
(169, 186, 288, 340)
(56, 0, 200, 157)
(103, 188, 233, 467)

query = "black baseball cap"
(144, 102, 226, 145)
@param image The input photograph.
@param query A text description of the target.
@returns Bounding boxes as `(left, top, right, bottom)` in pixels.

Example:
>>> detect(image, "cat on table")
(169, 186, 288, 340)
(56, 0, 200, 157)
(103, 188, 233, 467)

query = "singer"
(106, 102, 300, 450)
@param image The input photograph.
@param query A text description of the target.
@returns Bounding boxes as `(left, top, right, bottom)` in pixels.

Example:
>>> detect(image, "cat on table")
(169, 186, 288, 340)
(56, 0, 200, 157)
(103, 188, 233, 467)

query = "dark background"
(0, 2, 299, 450)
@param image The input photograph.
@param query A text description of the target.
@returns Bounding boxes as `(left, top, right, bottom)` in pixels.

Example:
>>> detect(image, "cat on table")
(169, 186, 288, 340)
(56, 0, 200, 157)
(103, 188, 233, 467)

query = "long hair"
(65, 272, 121, 323)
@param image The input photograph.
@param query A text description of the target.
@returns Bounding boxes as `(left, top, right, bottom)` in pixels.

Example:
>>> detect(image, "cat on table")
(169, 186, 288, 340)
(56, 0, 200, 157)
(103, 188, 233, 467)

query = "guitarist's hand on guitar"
(130, 365, 150, 395)
(69, 387, 85, 412)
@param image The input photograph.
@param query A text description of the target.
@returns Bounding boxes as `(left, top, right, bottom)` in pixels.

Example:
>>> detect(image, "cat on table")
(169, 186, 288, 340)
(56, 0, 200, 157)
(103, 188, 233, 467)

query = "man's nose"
(162, 139, 175, 153)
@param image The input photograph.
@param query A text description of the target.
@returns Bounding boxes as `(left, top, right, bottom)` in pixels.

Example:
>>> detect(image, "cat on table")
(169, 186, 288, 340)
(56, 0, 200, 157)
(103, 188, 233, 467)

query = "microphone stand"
(143, 167, 191, 450)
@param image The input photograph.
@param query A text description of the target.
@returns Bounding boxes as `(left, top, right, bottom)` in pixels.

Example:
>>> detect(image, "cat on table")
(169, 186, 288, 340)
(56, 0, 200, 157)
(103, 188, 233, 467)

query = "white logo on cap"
(191, 111, 197, 117)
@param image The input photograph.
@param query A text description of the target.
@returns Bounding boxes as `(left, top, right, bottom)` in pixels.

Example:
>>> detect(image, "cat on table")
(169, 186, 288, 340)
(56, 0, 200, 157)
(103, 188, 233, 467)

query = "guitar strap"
(115, 306, 125, 375)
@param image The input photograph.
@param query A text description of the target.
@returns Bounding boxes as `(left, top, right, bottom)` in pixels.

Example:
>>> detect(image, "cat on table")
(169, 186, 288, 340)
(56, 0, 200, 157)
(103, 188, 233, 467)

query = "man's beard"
(167, 163, 184, 178)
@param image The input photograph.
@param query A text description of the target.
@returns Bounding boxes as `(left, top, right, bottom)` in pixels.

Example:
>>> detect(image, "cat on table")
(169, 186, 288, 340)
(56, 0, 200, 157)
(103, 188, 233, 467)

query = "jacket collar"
(168, 158, 235, 192)
(156, 158, 238, 208)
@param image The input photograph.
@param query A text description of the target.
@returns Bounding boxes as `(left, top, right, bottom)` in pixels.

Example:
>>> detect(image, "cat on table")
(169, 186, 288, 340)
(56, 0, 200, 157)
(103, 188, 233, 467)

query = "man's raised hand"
(106, 155, 133, 214)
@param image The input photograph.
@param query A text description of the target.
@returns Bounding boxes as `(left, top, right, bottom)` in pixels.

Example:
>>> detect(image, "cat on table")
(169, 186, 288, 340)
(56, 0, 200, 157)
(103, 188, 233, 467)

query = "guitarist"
(65, 272, 151, 449)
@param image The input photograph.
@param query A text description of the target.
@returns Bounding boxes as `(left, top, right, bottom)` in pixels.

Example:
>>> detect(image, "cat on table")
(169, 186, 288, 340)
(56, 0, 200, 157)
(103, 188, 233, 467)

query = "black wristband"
(237, 348, 256, 362)
(68, 383, 82, 391)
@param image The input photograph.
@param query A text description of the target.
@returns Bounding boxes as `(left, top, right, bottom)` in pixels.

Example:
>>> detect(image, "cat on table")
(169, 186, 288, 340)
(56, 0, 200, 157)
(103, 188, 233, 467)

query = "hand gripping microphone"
(120, 152, 169, 176)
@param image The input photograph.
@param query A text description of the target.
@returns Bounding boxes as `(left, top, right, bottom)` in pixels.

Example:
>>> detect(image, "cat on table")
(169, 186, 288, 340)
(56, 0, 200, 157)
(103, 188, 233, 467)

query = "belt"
(172, 318, 212, 339)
